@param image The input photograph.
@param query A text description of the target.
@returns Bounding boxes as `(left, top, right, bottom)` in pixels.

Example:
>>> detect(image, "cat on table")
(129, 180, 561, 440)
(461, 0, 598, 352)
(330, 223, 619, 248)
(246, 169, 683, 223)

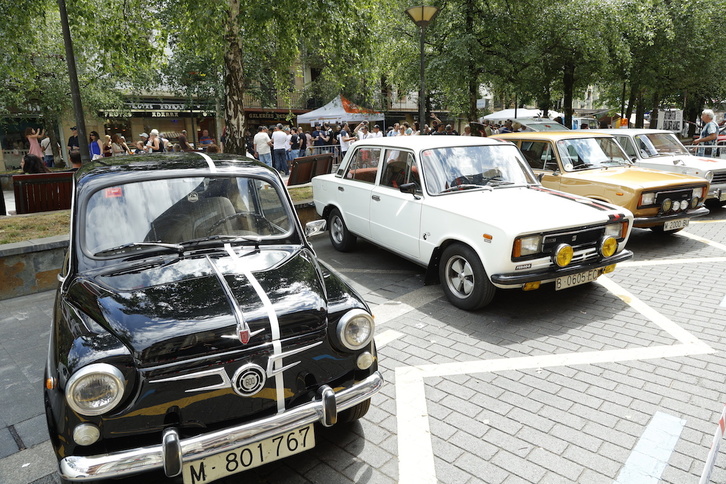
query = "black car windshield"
(632, 133, 690, 158)
(84, 176, 294, 257)
(421, 145, 535, 195)
(556, 137, 630, 171)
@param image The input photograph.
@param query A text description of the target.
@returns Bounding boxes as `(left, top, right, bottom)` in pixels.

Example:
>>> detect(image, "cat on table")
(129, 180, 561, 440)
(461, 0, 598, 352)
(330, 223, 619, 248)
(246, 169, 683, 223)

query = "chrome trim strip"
(149, 367, 231, 393)
(58, 371, 383, 481)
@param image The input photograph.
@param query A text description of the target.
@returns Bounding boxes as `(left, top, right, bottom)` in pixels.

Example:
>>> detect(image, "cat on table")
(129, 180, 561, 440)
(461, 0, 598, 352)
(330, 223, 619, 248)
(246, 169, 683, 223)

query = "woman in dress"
(89, 131, 102, 159)
(102, 135, 112, 157)
(25, 128, 45, 159)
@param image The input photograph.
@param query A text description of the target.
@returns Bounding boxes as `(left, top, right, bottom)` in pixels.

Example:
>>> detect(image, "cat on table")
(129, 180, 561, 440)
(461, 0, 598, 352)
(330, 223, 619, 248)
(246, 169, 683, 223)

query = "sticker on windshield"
(104, 187, 123, 198)
(564, 163, 573, 171)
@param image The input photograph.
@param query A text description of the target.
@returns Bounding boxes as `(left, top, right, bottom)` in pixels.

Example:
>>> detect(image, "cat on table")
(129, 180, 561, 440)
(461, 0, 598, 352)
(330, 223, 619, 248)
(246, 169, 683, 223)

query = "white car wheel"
(440, 243, 495, 310)
(328, 208, 356, 251)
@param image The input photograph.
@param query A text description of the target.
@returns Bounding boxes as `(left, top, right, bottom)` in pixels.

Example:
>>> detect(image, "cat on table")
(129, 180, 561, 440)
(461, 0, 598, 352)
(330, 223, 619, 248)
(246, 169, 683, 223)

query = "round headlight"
(705, 171, 714, 182)
(691, 196, 699, 209)
(679, 200, 688, 210)
(661, 198, 672, 213)
(337, 309, 374, 351)
(554, 244, 574, 268)
(66, 363, 126, 416)
(599, 236, 618, 257)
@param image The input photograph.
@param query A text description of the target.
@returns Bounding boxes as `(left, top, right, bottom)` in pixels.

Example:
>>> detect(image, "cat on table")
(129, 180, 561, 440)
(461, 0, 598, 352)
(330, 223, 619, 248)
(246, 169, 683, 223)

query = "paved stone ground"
(2, 206, 726, 483)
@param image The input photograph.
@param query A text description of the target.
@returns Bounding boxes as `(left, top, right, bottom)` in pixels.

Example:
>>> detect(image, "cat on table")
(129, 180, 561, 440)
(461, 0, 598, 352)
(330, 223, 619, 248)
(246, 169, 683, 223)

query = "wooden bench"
(287, 153, 334, 186)
(13, 172, 74, 214)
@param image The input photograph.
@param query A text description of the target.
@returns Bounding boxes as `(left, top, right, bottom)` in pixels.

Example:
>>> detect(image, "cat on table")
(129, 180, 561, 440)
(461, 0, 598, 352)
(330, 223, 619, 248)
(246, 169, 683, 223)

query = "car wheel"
(338, 398, 371, 423)
(649, 225, 683, 235)
(439, 243, 495, 310)
(328, 208, 356, 252)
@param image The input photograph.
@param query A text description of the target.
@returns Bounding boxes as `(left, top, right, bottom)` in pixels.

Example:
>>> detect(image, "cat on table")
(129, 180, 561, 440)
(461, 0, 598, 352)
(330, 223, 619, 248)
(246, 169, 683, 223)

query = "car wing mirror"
(399, 183, 422, 199)
(305, 219, 327, 237)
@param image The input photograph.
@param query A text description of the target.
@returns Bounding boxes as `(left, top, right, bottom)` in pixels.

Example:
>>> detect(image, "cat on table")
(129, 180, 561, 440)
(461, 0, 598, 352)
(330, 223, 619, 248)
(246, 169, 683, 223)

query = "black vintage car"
(44, 153, 382, 483)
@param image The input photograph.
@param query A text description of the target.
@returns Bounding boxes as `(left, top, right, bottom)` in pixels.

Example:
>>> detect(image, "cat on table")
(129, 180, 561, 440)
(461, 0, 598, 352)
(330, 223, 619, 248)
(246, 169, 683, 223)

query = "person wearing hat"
(369, 124, 383, 138)
(67, 126, 79, 153)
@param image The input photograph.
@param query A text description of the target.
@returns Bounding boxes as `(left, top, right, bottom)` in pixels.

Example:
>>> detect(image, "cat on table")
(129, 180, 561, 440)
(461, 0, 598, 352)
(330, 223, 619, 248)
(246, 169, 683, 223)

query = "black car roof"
(75, 153, 277, 190)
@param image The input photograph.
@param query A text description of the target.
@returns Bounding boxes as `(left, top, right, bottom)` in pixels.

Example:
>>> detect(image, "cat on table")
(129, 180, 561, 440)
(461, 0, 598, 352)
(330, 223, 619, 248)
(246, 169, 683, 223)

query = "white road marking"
(376, 329, 403, 348)
(614, 411, 686, 484)
(678, 230, 726, 252)
(393, 275, 714, 484)
(619, 257, 726, 268)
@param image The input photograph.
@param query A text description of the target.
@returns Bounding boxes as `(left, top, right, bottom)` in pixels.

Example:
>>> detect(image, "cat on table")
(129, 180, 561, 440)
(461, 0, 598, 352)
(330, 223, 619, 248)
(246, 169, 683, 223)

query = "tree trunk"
(465, 0, 478, 121)
(562, 62, 575, 129)
(223, 0, 245, 155)
(649, 91, 660, 130)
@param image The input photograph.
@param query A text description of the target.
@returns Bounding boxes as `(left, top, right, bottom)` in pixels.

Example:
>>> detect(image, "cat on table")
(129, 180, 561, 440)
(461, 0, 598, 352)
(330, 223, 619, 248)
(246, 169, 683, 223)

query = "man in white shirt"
(387, 123, 399, 136)
(253, 126, 272, 167)
(40, 134, 55, 167)
(369, 125, 383, 138)
(339, 123, 355, 159)
(271, 124, 289, 175)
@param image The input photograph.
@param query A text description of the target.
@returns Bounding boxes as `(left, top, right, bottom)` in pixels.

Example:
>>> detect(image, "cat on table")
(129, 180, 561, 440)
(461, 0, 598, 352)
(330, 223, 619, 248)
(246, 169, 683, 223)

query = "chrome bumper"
(490, 250, 632, 286)
(60, 371, 383, 481)
(633, 206, 709, 227)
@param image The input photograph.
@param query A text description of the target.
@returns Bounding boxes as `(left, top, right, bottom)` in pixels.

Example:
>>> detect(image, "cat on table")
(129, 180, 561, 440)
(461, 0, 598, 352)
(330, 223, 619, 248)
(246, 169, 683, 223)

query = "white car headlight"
(640, 192, 656, 206)
(604, 222, 627, 240)
(692, 188, 702, 199)
(337, 309, 374, 351)
(66, 363, 126, 416)
(513, 235, 542, 258)
(705, 171, 714, 182)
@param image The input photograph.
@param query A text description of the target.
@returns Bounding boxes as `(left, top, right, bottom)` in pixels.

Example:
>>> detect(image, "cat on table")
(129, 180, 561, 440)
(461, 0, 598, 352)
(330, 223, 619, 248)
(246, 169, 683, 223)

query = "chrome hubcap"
(446, 256, 474, 298)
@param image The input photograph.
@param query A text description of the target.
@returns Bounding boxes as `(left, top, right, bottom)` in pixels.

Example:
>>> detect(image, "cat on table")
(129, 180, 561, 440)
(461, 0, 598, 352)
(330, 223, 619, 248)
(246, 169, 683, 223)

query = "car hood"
(563, 165, 707, 189)
(639, 154, 726, 172)
(72, 247, 327, 367)
(432, 186, 627, 232)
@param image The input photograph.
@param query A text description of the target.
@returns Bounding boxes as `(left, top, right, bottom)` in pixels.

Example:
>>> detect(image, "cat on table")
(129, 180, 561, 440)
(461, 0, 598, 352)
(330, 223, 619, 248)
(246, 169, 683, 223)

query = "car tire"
(439, 243, 495, 310)
(338, 398, 371, 423)
(649, 225, 683, 235)
(328, 208, 356, 252)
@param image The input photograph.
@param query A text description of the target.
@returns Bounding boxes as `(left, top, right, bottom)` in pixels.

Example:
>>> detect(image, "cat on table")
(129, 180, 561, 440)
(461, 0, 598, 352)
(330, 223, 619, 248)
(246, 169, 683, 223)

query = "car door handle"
(371, 195, 380, 201)
(338, 186, 344, 192)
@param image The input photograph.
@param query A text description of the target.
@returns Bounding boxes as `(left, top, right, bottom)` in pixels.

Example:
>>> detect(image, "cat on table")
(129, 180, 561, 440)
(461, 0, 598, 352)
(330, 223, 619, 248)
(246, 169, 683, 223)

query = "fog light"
(523, 281, 541, 291)
(679, 200, 688, 210)
(661, 198, 672, 212)
(73, 423, 101, 446)
(691, 196, 699, 209)
(554, 244, 573, 267)
(603, 264, 616, 274)
(357, 352, 375, 370)
(599, 236, 618, 257)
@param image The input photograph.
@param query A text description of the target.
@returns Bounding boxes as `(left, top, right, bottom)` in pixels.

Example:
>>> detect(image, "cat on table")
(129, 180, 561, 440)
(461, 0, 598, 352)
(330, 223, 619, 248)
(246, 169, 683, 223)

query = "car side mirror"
(305, 219, 326, 237)
(399, 183, 422, 199)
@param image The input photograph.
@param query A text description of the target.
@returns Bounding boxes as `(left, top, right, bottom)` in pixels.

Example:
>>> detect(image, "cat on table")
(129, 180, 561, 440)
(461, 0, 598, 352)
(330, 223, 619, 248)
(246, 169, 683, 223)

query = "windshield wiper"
(181, 234, 261, 249)
(571, 163, 594, 171)
(94, 242, 184, 257)
(441, 184, 482, 193)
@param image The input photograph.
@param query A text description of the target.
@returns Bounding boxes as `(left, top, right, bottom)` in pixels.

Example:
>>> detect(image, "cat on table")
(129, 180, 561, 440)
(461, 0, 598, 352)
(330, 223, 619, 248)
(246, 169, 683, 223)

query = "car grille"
(542, 226, 605, 253)
(712, 170, 726, 185)
(655, 188, 693, 204)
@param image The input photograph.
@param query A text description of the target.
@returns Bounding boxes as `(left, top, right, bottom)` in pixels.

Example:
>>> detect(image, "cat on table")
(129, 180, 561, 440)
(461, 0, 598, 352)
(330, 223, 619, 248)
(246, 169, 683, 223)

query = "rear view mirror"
(305, 219, 326, 237)
(399, 183, 417, 194)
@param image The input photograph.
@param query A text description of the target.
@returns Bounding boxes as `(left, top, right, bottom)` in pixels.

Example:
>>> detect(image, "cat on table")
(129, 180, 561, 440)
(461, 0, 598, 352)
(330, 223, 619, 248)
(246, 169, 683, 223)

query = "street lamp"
(405, 5, 439, 132)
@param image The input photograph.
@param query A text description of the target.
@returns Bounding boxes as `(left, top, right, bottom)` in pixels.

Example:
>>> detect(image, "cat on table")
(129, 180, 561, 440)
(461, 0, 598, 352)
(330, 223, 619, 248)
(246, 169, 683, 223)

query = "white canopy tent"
(481, 108, 563, 122)
(297, 95, 384, 126)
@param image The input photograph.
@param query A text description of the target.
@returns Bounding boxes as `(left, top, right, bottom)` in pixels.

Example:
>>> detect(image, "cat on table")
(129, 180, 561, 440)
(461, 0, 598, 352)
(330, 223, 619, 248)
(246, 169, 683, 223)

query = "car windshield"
(632, 133, 690, 157)
(83, 175, 295, 257)
(556, 137, 630, 171)
(420, 145, 536, 195)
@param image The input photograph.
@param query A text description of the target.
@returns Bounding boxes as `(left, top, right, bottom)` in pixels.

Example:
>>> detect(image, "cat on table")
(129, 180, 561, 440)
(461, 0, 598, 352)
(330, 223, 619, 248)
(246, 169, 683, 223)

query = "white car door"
(370, 150, 423, 260)
(336, 147, 382, 239)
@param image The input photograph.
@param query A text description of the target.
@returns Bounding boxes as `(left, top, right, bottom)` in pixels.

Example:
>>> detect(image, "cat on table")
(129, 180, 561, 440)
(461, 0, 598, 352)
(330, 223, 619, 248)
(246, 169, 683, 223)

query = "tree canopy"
(2, 0, 726, 152)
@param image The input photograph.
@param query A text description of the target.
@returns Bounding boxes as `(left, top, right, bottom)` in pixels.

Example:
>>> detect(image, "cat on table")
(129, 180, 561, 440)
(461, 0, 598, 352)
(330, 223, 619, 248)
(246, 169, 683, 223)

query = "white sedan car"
(312, 136, 634, 310)
(594, 128, 726, 206)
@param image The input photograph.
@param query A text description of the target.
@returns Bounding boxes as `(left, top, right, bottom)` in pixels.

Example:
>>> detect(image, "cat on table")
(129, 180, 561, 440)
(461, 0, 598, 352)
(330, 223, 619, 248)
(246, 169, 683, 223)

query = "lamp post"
(405, 5, 439, 132)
